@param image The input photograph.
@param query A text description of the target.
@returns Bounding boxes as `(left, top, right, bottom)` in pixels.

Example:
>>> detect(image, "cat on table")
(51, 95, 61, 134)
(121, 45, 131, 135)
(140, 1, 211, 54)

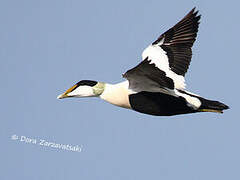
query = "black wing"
(152, 8, 201, 76)
(123, 57, 174, 91)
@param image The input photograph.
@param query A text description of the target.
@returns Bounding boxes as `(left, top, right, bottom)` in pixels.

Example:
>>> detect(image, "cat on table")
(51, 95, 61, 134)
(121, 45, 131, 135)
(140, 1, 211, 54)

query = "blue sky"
(0, 0, 239, 179)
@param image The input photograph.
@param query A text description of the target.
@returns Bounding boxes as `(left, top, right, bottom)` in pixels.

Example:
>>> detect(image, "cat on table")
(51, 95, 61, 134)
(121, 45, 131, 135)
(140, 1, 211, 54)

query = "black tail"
(198, 97, 229, 113)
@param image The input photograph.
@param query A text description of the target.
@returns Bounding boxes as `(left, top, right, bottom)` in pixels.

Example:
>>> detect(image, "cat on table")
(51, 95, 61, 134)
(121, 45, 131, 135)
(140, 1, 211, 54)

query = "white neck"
(100, 81, 132, 109)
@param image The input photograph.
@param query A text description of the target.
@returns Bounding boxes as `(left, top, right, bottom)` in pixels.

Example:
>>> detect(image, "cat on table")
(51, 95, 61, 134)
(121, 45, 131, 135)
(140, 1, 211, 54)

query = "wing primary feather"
(152, 8, 201, 76)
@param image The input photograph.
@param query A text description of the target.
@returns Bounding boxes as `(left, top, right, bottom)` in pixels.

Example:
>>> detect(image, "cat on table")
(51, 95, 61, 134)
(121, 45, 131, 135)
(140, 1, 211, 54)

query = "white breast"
(100, 81, 132, 109)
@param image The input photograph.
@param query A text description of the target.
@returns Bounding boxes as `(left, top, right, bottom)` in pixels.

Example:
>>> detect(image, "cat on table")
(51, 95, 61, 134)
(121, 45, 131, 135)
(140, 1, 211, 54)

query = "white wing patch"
(175, 90, 201, 109)
(142, 45, 186, 89)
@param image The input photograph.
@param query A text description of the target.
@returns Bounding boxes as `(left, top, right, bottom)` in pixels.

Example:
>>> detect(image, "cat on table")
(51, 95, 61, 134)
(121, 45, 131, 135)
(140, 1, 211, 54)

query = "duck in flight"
(57, 8, 229, 116)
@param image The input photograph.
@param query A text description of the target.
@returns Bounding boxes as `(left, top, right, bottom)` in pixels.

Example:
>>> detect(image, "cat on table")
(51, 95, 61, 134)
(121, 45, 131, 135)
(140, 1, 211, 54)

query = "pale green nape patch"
(93, 82, 105, 96)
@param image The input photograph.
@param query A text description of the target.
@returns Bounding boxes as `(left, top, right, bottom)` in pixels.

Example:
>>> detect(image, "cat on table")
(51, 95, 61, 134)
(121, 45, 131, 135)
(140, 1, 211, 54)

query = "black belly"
(129, 91, 196, 116)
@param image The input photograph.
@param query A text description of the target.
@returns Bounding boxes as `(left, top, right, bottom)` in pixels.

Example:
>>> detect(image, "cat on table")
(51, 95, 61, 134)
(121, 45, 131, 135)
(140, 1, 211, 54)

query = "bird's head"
(57, 80, 105, 99)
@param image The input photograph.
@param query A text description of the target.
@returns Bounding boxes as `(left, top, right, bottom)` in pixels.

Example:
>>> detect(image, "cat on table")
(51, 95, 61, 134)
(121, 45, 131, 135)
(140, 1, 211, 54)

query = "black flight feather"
(152, 8, 201, 76)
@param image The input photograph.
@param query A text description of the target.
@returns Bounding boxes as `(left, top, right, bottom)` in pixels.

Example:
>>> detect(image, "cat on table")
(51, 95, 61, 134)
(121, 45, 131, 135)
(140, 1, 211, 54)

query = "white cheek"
(68, 86, 94, 97)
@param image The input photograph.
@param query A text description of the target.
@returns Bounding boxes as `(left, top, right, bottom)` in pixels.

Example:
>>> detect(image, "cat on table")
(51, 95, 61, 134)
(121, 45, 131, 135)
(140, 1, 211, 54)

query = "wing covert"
(152, 8, 201, 76)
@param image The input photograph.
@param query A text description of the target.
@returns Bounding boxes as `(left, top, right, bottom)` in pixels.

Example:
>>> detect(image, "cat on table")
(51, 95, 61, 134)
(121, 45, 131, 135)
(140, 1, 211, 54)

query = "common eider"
(57, 8, 229, 116)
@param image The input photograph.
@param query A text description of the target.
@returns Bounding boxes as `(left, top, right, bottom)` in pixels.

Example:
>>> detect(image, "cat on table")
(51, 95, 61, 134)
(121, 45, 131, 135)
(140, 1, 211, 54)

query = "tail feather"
(198, 98, 229, 113)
